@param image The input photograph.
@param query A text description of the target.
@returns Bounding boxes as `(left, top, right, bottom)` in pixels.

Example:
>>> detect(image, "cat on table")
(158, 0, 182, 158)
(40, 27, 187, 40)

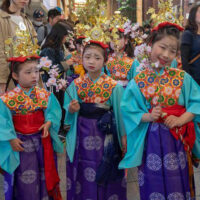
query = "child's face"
(110, 37, 127, 52)
(83, 47, 104, 73)
(13, 61, 40, 89)
(151, 35, 178, 68)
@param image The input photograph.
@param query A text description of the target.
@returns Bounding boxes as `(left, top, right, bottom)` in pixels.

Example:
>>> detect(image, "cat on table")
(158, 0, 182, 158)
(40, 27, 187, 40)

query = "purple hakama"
(66, 115, 127, 200)
(4, 132, 51, 200)
(138, 122, 192, 200)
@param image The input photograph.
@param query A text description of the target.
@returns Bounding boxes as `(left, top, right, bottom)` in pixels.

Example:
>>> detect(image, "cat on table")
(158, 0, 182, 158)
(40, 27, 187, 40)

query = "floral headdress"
(75, 2, 111, 49)
(147, 0, 184, 28)
(134, 0, 184, 73)
(5, 28, 40, 63)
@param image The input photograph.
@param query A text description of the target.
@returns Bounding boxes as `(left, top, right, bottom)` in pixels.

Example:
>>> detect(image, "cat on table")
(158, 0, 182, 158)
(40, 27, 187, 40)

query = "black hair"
(82, 43, 108, 74)
(147, 25, 180, 50)
(48, 8, 61, 22)
(1, 0, 31, 14)
(110, 31, 134, 58)
(5, 58, 38, 92)
(185, 4, 200, 33)
(42, 22, 70, 50)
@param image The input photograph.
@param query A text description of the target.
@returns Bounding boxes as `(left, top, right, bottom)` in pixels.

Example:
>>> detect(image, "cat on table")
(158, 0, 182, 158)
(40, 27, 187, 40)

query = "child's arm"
(164, 112, 194, 129)
(141, 105, 162, 122)
(9, 138, 24, 152)
(68, 99, 80, 113)
(39, 121, 51, 138)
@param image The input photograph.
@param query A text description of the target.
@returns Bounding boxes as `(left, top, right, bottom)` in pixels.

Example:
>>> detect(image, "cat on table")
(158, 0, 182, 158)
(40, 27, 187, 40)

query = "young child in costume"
(64, 36, 127, 199)
(0, 30, 63, 200)
(106, 28, 135, 87)
(119, 22, 200, 200)
(65, 36, 85, 84)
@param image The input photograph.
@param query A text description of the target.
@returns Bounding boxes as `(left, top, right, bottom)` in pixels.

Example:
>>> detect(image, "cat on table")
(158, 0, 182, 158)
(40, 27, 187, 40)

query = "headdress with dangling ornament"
(75, 1, 112, 49)
(147, 0, 184, 32)
(5, 28, 40, 63)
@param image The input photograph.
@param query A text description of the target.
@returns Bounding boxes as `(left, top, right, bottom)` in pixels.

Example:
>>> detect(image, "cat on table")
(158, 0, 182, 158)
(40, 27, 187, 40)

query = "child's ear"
(12, 72, 18, 81)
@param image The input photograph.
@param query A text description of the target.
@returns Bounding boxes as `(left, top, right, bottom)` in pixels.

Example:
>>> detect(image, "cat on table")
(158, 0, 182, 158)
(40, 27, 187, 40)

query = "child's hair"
(147, 25, 181, 50)
(6, 58, 39, 92)
(82, 43, 108, 74)
(110, 31, 134, 58)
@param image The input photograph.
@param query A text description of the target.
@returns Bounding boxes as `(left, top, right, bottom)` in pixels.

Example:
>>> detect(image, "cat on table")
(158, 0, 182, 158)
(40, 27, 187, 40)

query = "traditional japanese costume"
(64, 72, 127, 200)
(119, 66, 200, 199)
(106, 53, 135, 87)
(0, 28, 63, 200)
(0, 85, 63, 200)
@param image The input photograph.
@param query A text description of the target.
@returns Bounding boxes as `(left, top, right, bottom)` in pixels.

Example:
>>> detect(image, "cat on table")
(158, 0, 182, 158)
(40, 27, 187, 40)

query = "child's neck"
(115, 50, 124, 58)
(19, 85, 33, 92)
(88, 70, 102, 81)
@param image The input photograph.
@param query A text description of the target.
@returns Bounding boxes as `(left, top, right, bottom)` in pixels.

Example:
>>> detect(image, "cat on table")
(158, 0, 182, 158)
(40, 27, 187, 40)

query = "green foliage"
(117, 0, 137, 22)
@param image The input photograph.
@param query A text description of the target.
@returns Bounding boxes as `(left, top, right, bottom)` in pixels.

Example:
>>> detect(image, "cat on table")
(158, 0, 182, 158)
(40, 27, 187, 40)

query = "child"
(119, 22, 200, 199)
(0, 56, 63, 200)
(64, 41, 127, 200)
(106, 29, 135, 87)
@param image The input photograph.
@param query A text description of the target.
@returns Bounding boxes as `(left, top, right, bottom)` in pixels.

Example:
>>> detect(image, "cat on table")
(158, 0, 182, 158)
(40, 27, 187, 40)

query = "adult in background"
(0, 0, 37, 95)
(32, 9, 46, 45)
(181, 4, 200, 85)
(40, 21, 72, 135)
(46, 8, 61, 36)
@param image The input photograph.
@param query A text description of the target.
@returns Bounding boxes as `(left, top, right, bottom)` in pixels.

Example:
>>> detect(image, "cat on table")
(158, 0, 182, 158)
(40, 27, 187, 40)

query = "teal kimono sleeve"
(127, 59, 140, 79)
(107, 84, 125, 147)
(171, 59, 178, 68)
(118, 79, 150, 169)
(178, 72, 200, 158)
(44, 93, 63, 153)
(0, 99, 19, 174)
(63, 81, 79, 162)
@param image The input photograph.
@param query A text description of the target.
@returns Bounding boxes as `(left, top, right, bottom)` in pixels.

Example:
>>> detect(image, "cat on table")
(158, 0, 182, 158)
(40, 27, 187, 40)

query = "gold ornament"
(147, 0, 184, 27)
(5, 28, 40, 59)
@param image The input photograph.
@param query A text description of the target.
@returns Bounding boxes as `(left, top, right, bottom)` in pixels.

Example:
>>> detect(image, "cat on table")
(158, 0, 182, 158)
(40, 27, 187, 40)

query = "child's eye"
(96, 57, 100, 60)
(26, 71, 31, 74)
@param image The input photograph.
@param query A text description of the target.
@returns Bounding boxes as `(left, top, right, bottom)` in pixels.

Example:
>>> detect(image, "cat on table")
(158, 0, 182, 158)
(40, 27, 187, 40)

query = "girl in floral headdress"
(0, 44, 63, 199)
(106, 28, 135, 87)
(64, 40, 127, 200)
(119, 22, 200, 200)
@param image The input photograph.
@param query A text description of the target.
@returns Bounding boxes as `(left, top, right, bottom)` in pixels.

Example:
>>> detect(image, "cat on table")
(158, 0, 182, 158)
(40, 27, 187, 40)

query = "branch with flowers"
(124, 20, 148, 46)
(134, 43, 160, 73)
(37, 57, 68, 92)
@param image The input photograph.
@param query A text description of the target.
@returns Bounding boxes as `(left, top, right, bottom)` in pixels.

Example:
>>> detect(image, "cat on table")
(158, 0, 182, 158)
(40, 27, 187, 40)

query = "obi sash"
(13, 110, 62, 200)
(150, 105, 195, 154)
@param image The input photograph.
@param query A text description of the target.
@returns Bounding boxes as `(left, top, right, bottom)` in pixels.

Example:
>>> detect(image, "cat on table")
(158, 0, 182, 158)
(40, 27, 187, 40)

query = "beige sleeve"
(0, 19, 10, 84)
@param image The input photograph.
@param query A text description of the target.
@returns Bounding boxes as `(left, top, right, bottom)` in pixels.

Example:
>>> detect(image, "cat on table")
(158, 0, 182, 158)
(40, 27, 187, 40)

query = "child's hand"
(10, 138, 24, 152)
(121, 135, 127, 156)
(69, 100, 80, 113)
(164, 115, 182, 129)
(39, 121, 51, 138)
(150, 105, 162, 121)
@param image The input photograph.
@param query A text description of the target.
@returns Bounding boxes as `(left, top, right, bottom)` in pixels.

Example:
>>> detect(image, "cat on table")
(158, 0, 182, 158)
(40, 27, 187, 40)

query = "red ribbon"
(13, 110, 62, 200)
(152, 22, 184, 32)
(149, 105, 195, 152)
(7, 55, 40, 63)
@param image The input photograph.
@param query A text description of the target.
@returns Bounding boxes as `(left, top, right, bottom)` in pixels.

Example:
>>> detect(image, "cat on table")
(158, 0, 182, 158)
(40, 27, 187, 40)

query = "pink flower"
(46, 77, 57, 87)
